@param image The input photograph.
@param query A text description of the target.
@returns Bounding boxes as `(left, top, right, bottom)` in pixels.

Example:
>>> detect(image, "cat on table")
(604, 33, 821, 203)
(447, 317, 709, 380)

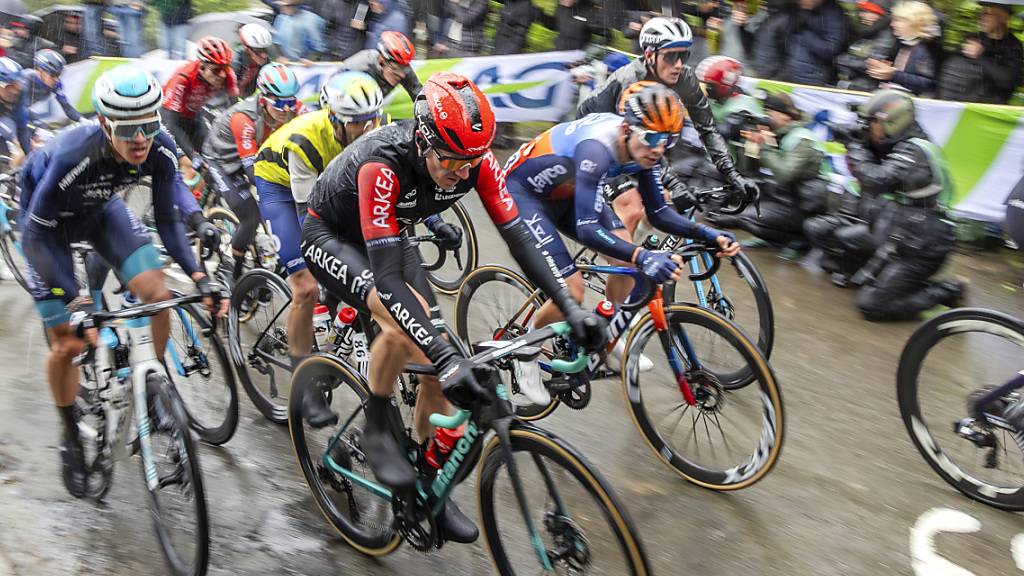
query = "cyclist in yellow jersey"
(253, 70, 383, 425)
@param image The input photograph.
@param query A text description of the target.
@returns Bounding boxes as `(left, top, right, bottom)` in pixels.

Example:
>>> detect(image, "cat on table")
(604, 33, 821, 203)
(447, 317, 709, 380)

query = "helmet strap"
(414, 130, 431, 157)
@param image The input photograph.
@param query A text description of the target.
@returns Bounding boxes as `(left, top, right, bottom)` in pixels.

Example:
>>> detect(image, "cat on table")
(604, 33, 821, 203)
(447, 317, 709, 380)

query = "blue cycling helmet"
(257, 63, 299, 98)
(92, 65, 163, 119)
(34, 49, 66, 76)
(0, 57, 22, 85)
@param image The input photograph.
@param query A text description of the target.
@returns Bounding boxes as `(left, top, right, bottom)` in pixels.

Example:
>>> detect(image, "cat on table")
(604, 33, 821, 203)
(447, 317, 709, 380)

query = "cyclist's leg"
(208, 162, 258, 279)
(257, 177, 316, 361)
(90, 196, 172, 357)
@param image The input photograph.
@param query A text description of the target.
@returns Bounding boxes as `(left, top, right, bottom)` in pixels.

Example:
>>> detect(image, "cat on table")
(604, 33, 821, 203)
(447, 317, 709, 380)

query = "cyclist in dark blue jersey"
(504, 82, 740, 401)
(19, 66, 227, 499)
(0, 56, 32, 162)
(20, 49, 82, 125)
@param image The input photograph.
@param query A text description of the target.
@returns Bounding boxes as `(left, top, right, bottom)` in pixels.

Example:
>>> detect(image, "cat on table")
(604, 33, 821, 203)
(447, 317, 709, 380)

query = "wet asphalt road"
(3, 193, 1024, 576)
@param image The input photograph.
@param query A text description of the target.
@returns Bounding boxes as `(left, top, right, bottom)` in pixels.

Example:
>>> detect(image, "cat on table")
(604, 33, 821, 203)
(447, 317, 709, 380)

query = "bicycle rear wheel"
(289, 354, 402, 555)
(622, 304, 784, 490)
(415, 200, 478, 295)
(454, 265, 559, 420)
(1, 229, 29, 292)
(167, 302, 238, 445)
(477, 422, 650, 575)
(897, 308, 1024, 511)
(141, 374, 209, 576)
(229, 268, 293, 424)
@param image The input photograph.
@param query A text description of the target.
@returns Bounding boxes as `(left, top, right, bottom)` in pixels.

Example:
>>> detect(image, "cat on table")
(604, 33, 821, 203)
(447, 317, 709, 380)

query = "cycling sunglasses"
(107, 115, 162, 141)
(630, 126, 679, 149)
(267, 96, 298, 112)
(432, 149, 485, 172)
(660, 50, 690, 65)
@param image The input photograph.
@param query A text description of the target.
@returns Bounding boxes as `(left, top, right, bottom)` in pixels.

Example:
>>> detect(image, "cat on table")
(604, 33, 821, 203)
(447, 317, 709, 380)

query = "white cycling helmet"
(320, 71, 384, 123)
(639, 17, 693, 53)
(92, 65, 162, 119)
(239, 23, 273, 50)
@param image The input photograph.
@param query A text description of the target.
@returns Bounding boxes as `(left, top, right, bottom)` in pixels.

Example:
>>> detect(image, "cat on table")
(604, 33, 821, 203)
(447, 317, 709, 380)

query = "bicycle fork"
(646, 289, 698, 406)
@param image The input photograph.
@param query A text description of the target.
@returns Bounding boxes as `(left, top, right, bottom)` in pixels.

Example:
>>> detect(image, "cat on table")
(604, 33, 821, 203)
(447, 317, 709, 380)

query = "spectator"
(234, 24, 274, 96)
(786, 0, 848, 86)
(153, 0, 192, 60)
(494, 0, 554, 55)
(102, 18, 123, 57)
(365, 0, 410, 50)
(680, 1, 725, 64)
(867, 0, 938, 96)
(837, 0, 897, 91)
(6, 15, 56, 70)
(81, 0, 107, 58)
(108, 1, 146, 58)
(623, 10, 658, 54)
(273, 0, 327, 63)
(319, 0, 367, 60)
(717, 1, 751, 64)
(746, 0, 791, 80)
(960, 2, 1022, 103)
(433, 0, 489, 57)
(57, 13, 88, 64)
(553, 0, 608, 51)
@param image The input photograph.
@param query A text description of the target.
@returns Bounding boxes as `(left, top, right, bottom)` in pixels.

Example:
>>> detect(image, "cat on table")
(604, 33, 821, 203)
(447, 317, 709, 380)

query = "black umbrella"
(32, 5, 83, 46)
(187, 11, 273, 43)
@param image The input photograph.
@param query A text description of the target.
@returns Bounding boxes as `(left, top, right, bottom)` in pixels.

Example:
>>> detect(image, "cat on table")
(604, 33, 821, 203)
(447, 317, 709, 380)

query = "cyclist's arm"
(153, 137, 200, 275)
(53, 81, 83, 122)
(572, 140, 641, 263)
(638, 165, 722, 244)
(401, 68, 422, 101)
(287, 150, 317, 203)
(358, 160, 455, 363)
(225, 69, 240, 101)
(160, 107, 197, 160)
(676, 67, 739, 178)
(475, 152, 576, 310)
(230, 112, 259, 182)
(15, 99, 31, 154)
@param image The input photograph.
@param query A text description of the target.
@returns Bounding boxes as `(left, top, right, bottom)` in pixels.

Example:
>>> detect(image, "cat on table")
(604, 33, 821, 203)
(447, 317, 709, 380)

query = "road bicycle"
(0, 170, 30, 292)
(288, 320, 651, 574)
(897, 307, 1024, 510)
(72, 293, 211, 576)
(455, 243, 784, 490)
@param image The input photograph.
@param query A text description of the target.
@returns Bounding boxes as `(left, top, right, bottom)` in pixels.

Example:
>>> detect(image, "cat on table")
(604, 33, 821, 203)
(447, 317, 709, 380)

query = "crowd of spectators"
(0, 0, 1018, 104)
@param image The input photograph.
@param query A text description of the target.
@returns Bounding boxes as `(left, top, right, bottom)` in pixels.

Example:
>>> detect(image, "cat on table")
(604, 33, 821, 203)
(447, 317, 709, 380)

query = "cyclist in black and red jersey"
(302, 72, 607, 542)
(336, 30, 421, 100)
(161, 36, 240, 185)
(203, 63, 304, 281)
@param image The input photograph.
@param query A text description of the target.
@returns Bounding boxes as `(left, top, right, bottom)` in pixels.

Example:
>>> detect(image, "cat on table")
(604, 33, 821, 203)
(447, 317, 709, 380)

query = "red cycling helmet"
(196, 36, 233, 66)
(378, 31, 415, 66)
(414, 72, 495, 158)
(694, 55, 744, 101)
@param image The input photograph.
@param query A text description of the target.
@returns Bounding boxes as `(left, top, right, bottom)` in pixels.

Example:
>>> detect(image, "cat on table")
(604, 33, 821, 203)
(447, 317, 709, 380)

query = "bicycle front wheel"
(167, 301, 239, 445)
(415, 200, 479, 295)
(1, 230, 29, 292)
(229, 268, 293, 424)
(141, 374, 209, 576)
(897, 307, 1024, 511)
(622, 304, 784, 490)
(478, 423, 651, 576)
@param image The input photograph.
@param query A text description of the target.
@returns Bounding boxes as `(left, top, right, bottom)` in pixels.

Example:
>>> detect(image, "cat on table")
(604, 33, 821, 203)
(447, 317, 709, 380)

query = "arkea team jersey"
(504, 113, 717, 263)
(203, 96, 305, 177)
(162, 60, 240, 120)
(20, 123, 202, 277)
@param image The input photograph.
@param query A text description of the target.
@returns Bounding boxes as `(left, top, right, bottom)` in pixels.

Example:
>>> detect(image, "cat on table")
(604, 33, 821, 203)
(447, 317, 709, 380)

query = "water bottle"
(312, 303, 332, 351)
(424, 425, 466, 470)
(333, 307, 357, 356)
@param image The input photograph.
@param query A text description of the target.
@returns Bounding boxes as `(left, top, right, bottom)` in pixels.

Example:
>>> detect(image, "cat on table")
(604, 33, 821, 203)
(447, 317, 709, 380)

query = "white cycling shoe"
(604, 338, 654, 373)
(513, 356, 551, 406)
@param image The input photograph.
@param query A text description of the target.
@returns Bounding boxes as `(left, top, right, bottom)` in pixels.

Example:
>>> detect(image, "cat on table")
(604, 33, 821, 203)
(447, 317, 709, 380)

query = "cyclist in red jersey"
(302, 72, 608, 542)
(161, 36, 239, 185)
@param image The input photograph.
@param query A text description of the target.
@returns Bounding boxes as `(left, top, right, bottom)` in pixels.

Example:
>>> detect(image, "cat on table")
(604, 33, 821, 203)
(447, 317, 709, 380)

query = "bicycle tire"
(622, 304, 784, 490)
(664, 251, 774, 389)
(416, 200, 479, 295)
(288, 354, 403, 555)
(453, 264, 560, 421)
(897, 307, 1024, 511)
(168, 301, 239, 446)
(1, 230, 30, 292)
(477, 422, 651, 576)
(229, 268, 293, 425)
(141, 373, 210, 576)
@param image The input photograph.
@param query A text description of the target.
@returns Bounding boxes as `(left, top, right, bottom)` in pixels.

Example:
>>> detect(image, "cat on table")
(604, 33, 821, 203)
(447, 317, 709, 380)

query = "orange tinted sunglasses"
(433, 149, 484, 172)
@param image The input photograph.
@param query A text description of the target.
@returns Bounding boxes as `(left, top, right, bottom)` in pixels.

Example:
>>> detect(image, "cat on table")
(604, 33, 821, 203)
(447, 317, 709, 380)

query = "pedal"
(955, 418, 996, 449)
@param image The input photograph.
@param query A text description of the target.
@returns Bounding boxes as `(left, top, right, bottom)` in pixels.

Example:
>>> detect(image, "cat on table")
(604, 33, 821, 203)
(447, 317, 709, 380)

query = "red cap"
(336, 306, 357, 325)
(596, 300, 616, 319)
(857, 1, 886, 15)
(313, 303, 329, 315)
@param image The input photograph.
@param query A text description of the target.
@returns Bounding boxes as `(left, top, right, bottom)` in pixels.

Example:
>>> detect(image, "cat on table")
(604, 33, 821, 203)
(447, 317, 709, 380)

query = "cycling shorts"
(23, 196, 161, 327)
(509, 187, 626, 277)
(256, 176, 307, 276)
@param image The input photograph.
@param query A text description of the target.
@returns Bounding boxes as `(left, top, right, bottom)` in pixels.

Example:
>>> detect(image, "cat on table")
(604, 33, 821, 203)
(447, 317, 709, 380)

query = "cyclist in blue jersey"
(0, 56, 32, 163)
(19, 66, 228, 499)
(504, 82, 741, 403)
(20, 49, 82, 125)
